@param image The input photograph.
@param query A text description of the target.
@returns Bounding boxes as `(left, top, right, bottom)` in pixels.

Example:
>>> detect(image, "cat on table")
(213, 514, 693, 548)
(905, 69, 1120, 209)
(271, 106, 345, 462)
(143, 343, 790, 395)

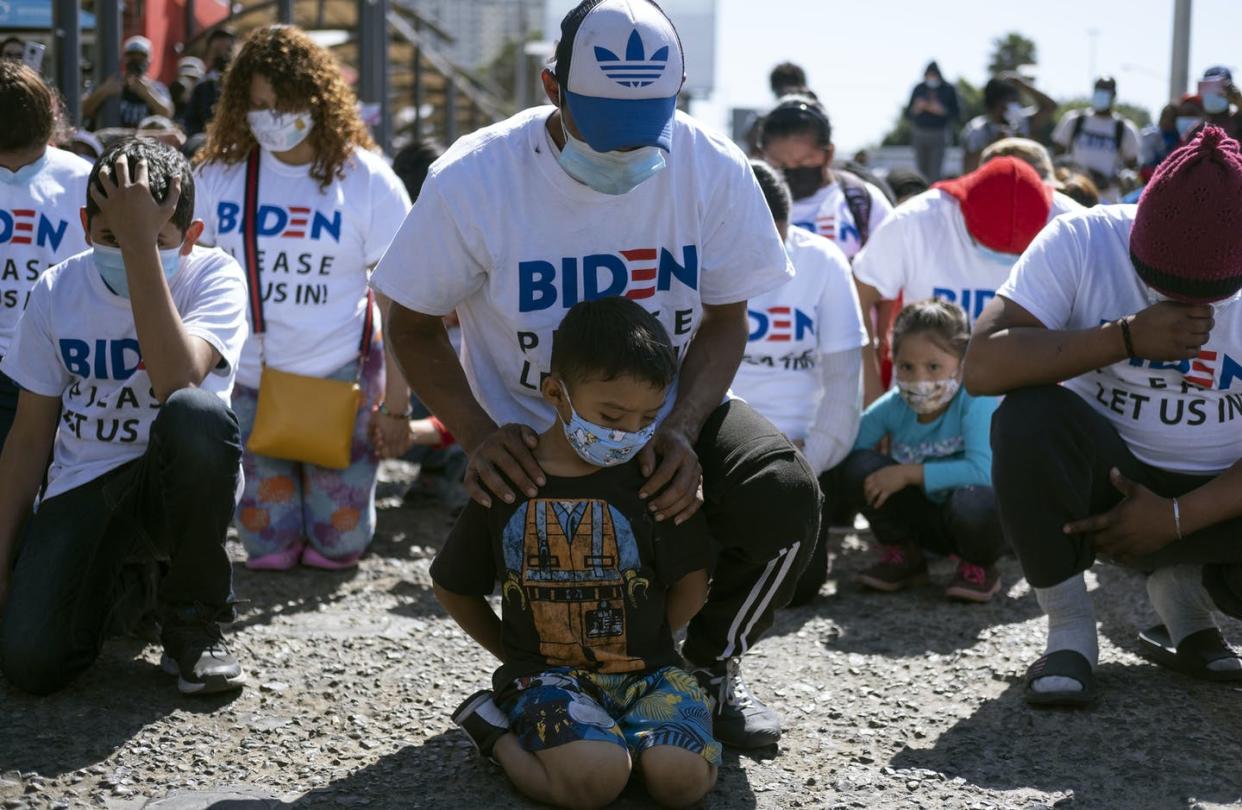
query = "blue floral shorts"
(495, 666, 721, 765)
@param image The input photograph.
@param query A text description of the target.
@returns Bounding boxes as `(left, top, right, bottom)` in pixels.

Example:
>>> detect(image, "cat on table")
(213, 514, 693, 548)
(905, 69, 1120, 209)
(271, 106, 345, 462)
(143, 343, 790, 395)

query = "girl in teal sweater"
(841, 300, 1004, 602)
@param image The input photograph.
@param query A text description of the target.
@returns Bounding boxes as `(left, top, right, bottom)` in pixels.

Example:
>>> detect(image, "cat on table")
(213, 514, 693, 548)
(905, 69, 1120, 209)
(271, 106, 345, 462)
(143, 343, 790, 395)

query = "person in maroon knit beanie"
(965, 125, 1242, 708)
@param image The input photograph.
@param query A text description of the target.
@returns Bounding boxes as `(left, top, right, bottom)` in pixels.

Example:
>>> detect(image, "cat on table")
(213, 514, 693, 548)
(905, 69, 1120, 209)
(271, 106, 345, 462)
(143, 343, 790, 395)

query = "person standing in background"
(171, 57, 206, 124)
(769, 61, 809, 99)
(184, 28, 238, 138)
(0, 62, 91, 444)
(1140, 104, 1181, 181)
(82, 36, 174, 128)
(905, 61, 959, 182)
(1, 38, 24, 62)
(193, 25, 411, 571)
(1051, 76, 1141, 202)
(961, 75, 1057, 173)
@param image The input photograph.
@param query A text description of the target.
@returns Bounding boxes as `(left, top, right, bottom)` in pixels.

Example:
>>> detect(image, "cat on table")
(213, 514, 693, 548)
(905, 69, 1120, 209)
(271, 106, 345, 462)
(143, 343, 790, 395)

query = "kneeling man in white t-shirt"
(375, 0, 820, 749)
(0, 138, 249, 696)
(966, 127, 1242, 707)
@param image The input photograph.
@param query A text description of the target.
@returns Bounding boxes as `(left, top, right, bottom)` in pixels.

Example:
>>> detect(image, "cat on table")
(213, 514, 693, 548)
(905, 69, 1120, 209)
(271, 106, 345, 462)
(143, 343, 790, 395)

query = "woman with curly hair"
(193, 24, 411, 571)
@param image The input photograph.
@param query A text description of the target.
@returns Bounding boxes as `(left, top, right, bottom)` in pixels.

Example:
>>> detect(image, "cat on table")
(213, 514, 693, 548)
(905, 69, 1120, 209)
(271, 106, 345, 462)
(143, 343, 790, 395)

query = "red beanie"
(934, 157, 1053, 254)
(1131, 126, 1242, 303)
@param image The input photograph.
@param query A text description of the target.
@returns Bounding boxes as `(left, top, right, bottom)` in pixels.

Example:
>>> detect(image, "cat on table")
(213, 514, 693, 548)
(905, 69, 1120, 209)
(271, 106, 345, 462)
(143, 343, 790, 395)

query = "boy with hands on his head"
(0, 138, 249, 696)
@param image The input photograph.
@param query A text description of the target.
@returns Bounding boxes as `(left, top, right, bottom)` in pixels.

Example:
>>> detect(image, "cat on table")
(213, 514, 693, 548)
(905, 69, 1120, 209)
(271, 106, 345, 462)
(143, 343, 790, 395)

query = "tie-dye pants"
(232, 336, 385, 562)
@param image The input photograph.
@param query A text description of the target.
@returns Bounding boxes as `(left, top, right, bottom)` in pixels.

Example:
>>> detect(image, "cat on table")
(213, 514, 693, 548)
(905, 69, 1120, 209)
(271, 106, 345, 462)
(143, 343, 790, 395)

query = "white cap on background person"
(123, 36, 152, 56)
(178, 56, 206, 80)
(551, 0, 685, 153)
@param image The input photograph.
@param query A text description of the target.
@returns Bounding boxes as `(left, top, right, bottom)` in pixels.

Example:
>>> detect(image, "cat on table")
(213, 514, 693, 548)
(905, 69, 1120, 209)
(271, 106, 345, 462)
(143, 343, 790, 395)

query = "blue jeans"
(0, 389, 242, 695)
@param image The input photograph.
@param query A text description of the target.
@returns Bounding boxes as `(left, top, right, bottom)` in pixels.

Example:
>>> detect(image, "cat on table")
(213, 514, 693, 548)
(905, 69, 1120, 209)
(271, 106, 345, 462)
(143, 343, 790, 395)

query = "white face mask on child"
(896, 377, 961, 415)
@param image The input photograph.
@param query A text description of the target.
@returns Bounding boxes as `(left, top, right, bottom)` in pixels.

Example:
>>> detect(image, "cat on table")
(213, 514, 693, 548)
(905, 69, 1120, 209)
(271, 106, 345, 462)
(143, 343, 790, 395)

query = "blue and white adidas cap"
(553, 0, 685, 153)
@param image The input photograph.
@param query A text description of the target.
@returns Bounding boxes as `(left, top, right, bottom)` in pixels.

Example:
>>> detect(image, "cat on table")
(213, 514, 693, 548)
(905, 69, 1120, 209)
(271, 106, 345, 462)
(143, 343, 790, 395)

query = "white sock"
(1147, 564, 1240, 673)
(1031, 574, 1098, 693)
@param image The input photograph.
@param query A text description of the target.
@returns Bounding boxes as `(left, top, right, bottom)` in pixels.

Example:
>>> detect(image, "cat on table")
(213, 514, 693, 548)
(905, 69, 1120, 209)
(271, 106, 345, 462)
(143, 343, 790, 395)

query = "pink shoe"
(301, 546, 362, 571)
(245, 545, 303, 571)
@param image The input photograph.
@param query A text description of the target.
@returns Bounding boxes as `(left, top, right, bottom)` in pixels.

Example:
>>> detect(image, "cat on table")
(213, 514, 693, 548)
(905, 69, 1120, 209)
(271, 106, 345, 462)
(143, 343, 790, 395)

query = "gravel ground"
(2, 460, 1240, 809)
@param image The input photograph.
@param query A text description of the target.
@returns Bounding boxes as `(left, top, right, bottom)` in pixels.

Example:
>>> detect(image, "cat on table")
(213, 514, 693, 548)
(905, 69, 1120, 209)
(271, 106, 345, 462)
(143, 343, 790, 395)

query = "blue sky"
(685, 0, 1242, 151)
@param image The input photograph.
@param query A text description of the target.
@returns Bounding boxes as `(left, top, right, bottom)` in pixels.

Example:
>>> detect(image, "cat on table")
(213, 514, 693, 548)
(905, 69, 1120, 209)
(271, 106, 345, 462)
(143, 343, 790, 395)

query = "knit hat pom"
(1195, 125, 1228, 152)
(1131, 125, 1242, 303)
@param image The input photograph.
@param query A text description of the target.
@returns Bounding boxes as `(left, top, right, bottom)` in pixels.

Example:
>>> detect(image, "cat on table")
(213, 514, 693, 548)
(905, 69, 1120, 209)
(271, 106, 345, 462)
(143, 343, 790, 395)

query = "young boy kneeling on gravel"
(432, 297, 720, 809)
(0, 138, 249, 696)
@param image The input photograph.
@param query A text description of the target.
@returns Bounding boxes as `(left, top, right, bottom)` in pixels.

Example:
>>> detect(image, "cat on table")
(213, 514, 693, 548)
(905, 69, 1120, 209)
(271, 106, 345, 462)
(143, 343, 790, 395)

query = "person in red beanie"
(967, 126, 1242, 708)
(852, 155, 1081, 404)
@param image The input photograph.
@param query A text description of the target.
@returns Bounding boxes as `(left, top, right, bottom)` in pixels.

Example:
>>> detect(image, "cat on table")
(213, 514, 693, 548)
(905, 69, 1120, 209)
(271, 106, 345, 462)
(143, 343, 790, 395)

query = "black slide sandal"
(1138, 625, 1242, 683)
(1024, 650, 1098, 707)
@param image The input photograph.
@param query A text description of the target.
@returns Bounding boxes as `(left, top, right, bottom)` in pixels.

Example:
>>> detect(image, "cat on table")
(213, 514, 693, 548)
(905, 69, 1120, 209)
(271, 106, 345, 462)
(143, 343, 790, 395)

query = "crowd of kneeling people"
(3, 3, 1242, 808)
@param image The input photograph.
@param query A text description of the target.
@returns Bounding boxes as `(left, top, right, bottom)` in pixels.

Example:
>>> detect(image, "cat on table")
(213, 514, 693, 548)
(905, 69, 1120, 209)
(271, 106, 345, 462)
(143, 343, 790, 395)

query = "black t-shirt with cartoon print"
(430, 459, 713, 692)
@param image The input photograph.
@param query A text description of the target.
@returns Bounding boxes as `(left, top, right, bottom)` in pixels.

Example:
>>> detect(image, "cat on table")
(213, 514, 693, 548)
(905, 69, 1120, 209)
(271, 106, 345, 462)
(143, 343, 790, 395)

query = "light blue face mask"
(557, 110, 667, 196)
(0, 152, 48, 185)
(1176, 116, 1203, 140)
(558, 386, 656, 468)
(1091, 89, 1114, 113)
(1203, 92, 1229, 115)
(92, 243, 183, 299)
(976, 242, 1017, 265)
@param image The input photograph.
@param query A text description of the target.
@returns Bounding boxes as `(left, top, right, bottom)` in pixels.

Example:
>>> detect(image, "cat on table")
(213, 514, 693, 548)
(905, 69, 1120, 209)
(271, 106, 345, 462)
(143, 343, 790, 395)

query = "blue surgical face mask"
(558, 385, 656, 468)
(1091, 89, 1114, 113)
(92, 243, 184, 299)
(557, 110, 667, 196)
(0, 152, 48, 185)
(1203, 92, 1229, 115)
(1176, 116, 1203, 140)
(976, 242, 1017, 265)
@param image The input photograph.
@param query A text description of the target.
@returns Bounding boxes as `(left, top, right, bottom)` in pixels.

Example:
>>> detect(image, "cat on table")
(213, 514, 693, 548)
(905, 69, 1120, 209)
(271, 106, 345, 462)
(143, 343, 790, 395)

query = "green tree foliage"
(988, 32, 1038, 76)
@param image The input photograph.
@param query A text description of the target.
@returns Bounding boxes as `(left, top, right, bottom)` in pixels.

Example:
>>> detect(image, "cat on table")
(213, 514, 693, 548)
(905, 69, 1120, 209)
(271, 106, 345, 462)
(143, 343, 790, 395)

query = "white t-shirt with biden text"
(371, 106, 792, 432)
(0, 147, 92, 355)
(193, 147, 410, 388)
(852, 188, 1082, 323)
(997, 205, 1242, 474)
(732, 226, 868, 438)
(1, 246, 248, 499)
(788, 176, 893, 261)
(1051, 110, 1141, 182)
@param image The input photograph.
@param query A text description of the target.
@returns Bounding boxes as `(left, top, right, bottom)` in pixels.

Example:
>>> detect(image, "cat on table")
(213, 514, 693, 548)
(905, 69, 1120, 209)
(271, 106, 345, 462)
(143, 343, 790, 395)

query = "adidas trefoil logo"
(594, 29, 669, 88)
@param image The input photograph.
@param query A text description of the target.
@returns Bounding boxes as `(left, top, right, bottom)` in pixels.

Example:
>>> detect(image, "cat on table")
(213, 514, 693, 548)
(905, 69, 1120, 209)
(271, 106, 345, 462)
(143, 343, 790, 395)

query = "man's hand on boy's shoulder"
(90, 157, 182, 249)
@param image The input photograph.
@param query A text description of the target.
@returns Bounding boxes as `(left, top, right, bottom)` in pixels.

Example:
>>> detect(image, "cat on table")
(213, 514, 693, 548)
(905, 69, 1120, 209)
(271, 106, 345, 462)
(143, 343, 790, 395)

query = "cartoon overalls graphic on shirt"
(501, 499, 649, 668)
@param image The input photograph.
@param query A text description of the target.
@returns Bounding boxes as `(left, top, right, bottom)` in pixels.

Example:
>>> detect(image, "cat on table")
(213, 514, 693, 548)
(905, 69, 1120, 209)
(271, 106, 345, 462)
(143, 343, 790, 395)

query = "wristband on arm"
(1116, 317, 1137, 360)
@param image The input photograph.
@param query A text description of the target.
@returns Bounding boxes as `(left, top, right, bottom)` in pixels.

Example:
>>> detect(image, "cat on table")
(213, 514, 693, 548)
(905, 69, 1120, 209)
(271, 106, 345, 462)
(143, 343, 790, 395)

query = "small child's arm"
(433, 584, 505, 662)
(666, 569, 709, 633)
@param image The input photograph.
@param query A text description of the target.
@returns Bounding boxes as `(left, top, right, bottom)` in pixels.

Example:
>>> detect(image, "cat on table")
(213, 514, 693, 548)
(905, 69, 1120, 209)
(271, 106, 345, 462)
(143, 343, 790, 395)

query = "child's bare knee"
(641, 746, 717, 808)
(542, 741, 631, 809)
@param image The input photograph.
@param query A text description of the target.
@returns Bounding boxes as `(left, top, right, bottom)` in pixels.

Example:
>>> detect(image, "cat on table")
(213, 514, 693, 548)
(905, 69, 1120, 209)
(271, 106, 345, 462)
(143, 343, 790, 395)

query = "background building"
(403, 0, 543, 70)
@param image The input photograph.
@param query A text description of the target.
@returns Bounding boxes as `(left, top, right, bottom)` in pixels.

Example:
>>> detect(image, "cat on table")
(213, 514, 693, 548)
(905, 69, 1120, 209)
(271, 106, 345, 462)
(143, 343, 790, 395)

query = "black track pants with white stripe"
(682, 400, 822, 666)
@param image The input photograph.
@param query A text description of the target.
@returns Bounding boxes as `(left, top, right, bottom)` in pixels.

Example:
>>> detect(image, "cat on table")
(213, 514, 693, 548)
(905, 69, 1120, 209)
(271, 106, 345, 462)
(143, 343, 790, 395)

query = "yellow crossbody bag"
(239, 149, 372, 470)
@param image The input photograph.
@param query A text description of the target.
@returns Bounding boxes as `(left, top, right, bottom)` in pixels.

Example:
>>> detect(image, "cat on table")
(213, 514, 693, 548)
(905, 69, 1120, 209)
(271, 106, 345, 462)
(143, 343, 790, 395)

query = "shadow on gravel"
(0, 637, 243, 777)
(299, 731, 762, 809)
(771, 542, 1044, 657)
(229, 564, 361, 632)
(888, 667, 1242, 806)
(386, 579, 450, 619)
